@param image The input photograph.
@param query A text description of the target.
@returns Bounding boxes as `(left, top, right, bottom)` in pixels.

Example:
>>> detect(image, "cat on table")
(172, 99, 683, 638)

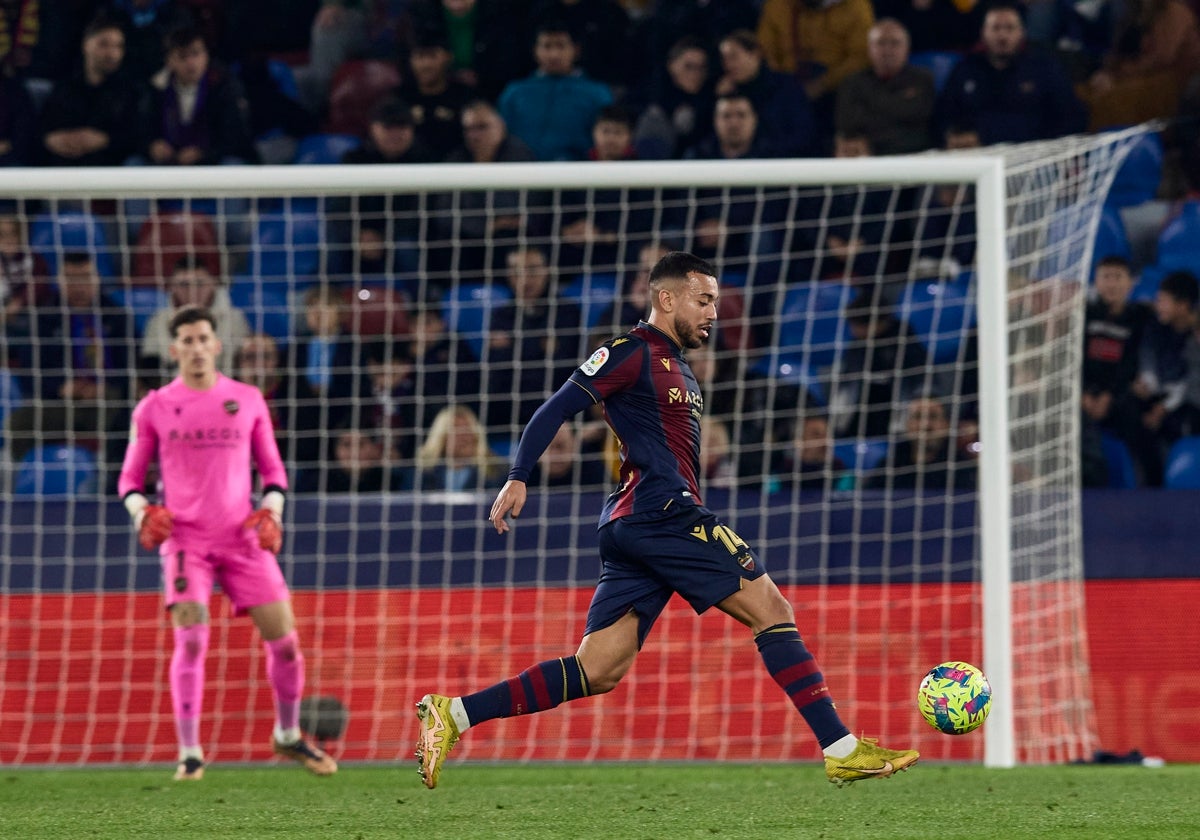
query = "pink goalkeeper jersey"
(118, 374, 288, 544)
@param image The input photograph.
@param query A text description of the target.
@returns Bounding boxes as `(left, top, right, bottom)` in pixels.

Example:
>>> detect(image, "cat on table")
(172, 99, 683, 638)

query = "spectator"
(396, 29, 473, 160)
(404, 304, 482, 420)
(835, 18, 936, 155)
(295, 284, 372, 431)
(866, 394, 978, 490)
(107, 0, 191, 84)
(630, 35, 716, 159)
(756, 0, 875, 111)
(1130, 269, 1200, 484)
(414, 403, 502, 491)
(589, 240, 668, 344)
(827, 291, 930, 438)
(482, 245, 585, 431)
(234, 332, 322, 473)
(328, 97, 430, 279)
(531, 0, 632, 89)
(685, 92, 775, 160)
(528, 422, 607, 488)
(0, 0, 39, 77)
(627, 0, 759, 87)
(700, 416, 739, 489)
(235, 52, 319, 165)
(772, 411, 853, 493)
(135, 23, 258, 166)
(1082, 256, 1152, 468)
(431, 100, 539, 278)
(362, 337, 421, 465)
(1079, 0, 1200, 130)
(497, 20, 613, 161)
(5, 251, 137, 464)
(0, 75, 35, 166)
(559, 105, 652, 269)
(39, 13, 142, 167)
(407, 0, 530, 101)
(936, 2, 1087, 144)
(296, 425, 410, 493)
(0, 213, 49, 322)
(906, 123, 982, 280)
(715, 29, 818, 157)
(140, 254, 252, 384)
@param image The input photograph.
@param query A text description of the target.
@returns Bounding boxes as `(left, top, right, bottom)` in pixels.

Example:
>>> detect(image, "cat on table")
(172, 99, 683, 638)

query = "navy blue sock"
(755, 623, 851, 749)
(461, 656, 590, 725)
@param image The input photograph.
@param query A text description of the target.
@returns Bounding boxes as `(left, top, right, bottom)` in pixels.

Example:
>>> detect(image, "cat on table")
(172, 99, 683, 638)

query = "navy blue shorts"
(586, 505, 764, 647)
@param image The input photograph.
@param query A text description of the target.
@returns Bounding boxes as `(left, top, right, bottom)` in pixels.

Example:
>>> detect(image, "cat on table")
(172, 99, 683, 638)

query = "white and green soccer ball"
(917, 661, 992, 735)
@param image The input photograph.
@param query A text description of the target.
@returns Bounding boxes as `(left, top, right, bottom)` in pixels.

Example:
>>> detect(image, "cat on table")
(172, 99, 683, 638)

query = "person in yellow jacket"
(756, 0, 875, 102)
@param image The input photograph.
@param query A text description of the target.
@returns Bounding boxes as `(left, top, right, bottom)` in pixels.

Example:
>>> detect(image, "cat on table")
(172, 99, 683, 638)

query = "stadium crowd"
(2, 0, 1200, 492)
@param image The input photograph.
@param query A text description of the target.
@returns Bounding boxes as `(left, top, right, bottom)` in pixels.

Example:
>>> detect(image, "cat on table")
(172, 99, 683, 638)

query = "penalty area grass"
(1, 762, 1197, 839)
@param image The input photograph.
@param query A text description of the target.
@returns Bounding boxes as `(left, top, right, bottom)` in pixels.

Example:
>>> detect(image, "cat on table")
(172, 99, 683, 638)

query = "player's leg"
(169, 600, 211, 781)
(716, 573, 919, 785)
(247, 598, 337, 776)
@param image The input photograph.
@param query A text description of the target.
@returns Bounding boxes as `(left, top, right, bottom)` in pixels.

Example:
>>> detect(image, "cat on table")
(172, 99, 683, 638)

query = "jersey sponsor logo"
(660, 358, 671, 371)
(580, 346, 610, 376)
(223, 400, 239, 415)
(168, 427, 244, 444)
(668, 387, 704, 410)
(690, 524, 708, 542)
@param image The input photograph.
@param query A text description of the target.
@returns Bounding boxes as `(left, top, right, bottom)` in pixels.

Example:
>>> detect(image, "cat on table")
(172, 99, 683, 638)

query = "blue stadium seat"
(14, 445, 98, 496)
(1164, 436, 1200, 489)
(29, 211, 117, 278)
(1154, 200, 1200, 272)
(249, 210, 324, 278)
(441, 283, 514, 360)
(908, 50, 961, 93)
(109, 286, 172, 336)
(293, 133, 362, 165)
(1130, 264, 1164, 302)
(1091, 206, 1132, 276)
(1105, 131, 1163, 209)
(832, 437, 890, 473)
(561, 273, 618, 330)
(1099, 431, 1138, 488)
(268, 59, 301, 102)
(230, 278, 293, 340)
(775, 282, 854, 369)
(897, 280, 976, 364)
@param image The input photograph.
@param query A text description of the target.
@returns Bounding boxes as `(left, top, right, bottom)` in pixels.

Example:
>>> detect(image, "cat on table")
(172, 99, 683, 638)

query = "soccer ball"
(917, 661, 992, 735)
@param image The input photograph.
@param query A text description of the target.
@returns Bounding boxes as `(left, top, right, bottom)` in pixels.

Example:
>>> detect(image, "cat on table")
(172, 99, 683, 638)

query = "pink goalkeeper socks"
(170, 624, 211, 749)
(264, 631, 304, 732)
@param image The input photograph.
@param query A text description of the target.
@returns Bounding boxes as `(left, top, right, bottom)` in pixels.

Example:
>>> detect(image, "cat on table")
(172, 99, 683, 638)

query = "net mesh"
(0, 127, 1148, 766)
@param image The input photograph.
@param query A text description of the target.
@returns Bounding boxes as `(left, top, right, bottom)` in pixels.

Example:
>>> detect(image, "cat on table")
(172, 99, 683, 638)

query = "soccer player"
(118, 306, 337, 781)
(415, 252, 919, 788)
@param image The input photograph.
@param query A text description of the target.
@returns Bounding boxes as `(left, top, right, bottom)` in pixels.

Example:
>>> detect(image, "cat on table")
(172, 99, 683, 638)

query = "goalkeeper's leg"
(416, 610, 641, 789)
(169, 603, 210, 781)
(251, 600, 337, 776)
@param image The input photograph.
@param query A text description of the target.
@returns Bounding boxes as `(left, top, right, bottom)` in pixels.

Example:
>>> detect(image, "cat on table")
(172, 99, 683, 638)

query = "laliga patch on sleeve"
(580, 346, 610, 376)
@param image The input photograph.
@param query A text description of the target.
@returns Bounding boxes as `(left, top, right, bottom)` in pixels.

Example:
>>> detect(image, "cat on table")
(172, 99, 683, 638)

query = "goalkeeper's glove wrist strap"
(124, 491, 149, 527)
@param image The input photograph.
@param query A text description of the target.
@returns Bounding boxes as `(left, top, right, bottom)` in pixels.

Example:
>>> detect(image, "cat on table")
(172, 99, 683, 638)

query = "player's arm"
(245, 392, 288, 553)
(117, 396, 172, 551)
(489, 380, 595, 534)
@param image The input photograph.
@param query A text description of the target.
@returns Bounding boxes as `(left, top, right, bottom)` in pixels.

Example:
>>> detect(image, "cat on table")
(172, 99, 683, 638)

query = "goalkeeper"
(118, 306, 336, 781)
(416, 252, 918, 788)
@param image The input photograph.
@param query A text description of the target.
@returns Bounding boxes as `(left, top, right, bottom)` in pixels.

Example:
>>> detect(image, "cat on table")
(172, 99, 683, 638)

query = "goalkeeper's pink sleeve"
(118, 395, 160, 497)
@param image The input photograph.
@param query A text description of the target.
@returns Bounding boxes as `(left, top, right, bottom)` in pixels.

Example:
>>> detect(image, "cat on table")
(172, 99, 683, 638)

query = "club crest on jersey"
(581, 346, 610, 376)
(174, 576, 188, 593)
(738, 553, 755, 572)
(223, 400, 239, 415)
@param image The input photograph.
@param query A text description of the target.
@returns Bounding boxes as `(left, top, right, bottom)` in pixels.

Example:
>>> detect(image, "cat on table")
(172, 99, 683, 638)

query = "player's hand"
(489, 480, 527, 535)
(138, 505, 174, 550)
(244, 508, 283, 553)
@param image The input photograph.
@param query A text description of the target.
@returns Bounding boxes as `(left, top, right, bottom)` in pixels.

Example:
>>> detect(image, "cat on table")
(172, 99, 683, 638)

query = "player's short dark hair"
(172, 253, 213, 275)
(595, 105, 632, 130)
(1159, 270, 1200, 309)
(648, 252, 717, 288)
(169, 305, 217, 338)
(61, 250, 94, 267)
(715, 91, 755, 112)
(83, 11, 123, 40)
(983, 0, 1025, 20)
(1095, 254, 1132, 273)
(720, 29, 760, 53)
(535, 19, 574, 41)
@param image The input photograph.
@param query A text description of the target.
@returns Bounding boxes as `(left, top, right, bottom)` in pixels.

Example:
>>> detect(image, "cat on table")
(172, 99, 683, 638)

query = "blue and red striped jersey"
(570, 321, 705, 525)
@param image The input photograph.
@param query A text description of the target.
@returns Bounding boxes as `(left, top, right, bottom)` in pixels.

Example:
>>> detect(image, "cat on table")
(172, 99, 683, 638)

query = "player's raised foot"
(173, 756, 205, 781)
(825, 737, 919, 787)
(415, 693, 460, 789)
(272, 736, 338, 776)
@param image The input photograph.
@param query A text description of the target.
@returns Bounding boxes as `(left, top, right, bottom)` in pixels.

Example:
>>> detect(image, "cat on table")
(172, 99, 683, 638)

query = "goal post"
(0, 127, 1150, 768)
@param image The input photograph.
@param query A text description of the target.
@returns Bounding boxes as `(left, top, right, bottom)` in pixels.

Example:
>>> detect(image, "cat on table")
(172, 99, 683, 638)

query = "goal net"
(0, 126, 1149, 768)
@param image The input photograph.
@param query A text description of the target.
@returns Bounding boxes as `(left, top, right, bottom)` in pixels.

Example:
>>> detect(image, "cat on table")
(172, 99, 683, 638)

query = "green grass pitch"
(2, 763, 1197, 839)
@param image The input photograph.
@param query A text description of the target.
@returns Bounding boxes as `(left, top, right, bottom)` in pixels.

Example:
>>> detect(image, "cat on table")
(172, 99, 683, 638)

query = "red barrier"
(1, 581, 1195, 765)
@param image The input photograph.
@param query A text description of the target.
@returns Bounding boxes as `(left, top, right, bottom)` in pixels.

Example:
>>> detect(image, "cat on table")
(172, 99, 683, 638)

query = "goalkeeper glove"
(244, 508, 283, 553)
(138, 505, 174, 550)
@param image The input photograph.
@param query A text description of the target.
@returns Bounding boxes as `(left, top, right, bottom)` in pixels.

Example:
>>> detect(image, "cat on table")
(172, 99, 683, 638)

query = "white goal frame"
(2, 157, 1015, 766)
